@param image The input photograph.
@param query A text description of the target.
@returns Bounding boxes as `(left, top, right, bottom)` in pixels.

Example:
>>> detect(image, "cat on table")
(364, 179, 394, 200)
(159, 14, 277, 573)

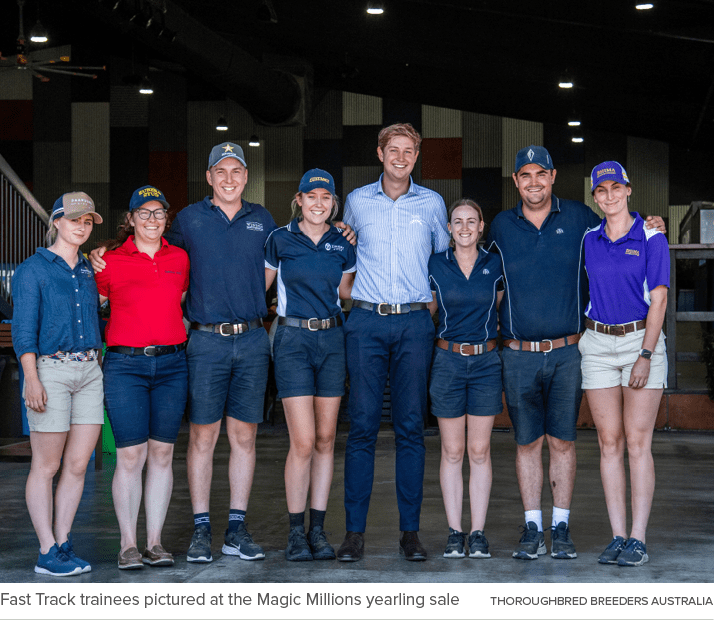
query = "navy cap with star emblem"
(207, 142, 247, 169)
(514, 145, 554, 174)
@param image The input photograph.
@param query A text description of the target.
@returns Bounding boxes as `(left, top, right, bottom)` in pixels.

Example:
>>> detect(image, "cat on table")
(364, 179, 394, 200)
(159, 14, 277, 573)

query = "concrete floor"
(0, 425, 712, 584)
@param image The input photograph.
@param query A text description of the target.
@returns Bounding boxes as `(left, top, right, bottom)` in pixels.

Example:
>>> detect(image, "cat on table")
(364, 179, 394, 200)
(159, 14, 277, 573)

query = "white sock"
(552, 507, 570, 528)
(524, 510, 543, 532)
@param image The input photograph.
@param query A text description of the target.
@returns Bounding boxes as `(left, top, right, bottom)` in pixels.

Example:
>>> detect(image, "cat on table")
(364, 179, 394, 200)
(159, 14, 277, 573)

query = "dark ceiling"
(2, 0, 714, 150)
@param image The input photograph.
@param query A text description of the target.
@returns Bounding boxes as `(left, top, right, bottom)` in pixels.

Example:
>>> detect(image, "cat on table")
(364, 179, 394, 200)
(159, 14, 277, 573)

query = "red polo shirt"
(95, 236, 189, 347)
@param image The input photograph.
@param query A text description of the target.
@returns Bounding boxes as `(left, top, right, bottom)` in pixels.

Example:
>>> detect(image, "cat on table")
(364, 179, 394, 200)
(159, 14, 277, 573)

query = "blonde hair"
(290, 192, 340, 222)
(447, 198, 486, 248)
(378, 122, 422, 152)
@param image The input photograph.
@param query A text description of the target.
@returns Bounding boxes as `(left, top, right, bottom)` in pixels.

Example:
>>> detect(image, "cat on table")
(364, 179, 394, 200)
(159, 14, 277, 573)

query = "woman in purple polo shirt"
(580, 161, 669, 567)
(427, 198, 504, 560)
(264, 169, 356, 562)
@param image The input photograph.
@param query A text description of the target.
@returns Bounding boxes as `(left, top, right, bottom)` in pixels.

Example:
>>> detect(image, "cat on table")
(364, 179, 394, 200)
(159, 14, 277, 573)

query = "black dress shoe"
(399, 531, 427, 561)
(336, 531, 364, 562)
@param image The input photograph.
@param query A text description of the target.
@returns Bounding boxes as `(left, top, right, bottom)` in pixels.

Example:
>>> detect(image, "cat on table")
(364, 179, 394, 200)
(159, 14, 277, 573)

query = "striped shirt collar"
(371, 174, 420, 198)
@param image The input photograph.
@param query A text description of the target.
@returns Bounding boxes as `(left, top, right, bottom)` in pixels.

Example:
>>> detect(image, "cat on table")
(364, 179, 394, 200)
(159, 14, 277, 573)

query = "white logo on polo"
(246, 221, 263, 232)
(527, 148, 535, 161)
(556, 228, 564, 234)
(80, 267, 92, 276)
(326, 242, 344, 252)
(482, 268, 490, 275)
(325, 243, 332, 251)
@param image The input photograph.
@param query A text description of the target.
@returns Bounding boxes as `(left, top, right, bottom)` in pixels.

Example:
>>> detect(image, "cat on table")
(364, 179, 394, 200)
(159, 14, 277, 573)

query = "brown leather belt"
(351, 300, 429, 315)
(436, 338, 497, 356)
(503, 334, 581, 352)
(191, 320, 263, 336)
(278, 316, 342, 331)
(585, 318, 646, 337)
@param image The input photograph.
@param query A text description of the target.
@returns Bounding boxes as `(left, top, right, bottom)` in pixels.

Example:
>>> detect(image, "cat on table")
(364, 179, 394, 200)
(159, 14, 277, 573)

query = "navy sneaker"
(512, 522, 546, 560)
(443, 528, 466, 559)
(550, 521, 577, 559)
(307, 526, 336, 560)
(598, 536, 626, 564)
(285, 526, 313, 562)
(223, 523, 265, 560)
(617, 538, 649, 566)
(187, 525, 213, 563)
(35, 544, 82, 577)
(468, 530, 491, 559)
(59, 533, 91, 573)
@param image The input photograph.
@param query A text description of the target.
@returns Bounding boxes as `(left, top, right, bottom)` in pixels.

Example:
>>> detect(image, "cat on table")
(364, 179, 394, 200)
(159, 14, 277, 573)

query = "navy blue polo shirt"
(584, 212, 670, 325)
(265, 219, 356, 319)
(486, 195, 601, 341)
(428, 247, 504, 343)
(165, 196, 277, 324)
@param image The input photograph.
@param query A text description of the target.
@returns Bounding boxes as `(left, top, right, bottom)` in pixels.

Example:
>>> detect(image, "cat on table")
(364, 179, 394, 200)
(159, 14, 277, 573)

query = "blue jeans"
(343, 307, 434, 532)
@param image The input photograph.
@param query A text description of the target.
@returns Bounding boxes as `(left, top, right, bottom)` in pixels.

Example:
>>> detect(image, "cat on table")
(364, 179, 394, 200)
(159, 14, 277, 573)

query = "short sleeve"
(645, 231, 670, 290)
(179, 248, 190, 291)
(94, 252, 112, 297)
(343, 241, 357, 273)
(264, 230, 280, 270)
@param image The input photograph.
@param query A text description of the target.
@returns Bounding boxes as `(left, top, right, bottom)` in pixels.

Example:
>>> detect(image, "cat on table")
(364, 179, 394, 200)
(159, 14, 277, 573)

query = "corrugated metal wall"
(71, 102, 110, 183)
(669, 204, 690, 244)
(342, 92, 382, 126)
(463, 112, 501, 168)
(422, 105, 461, 138)
(627, 136, 669, 218)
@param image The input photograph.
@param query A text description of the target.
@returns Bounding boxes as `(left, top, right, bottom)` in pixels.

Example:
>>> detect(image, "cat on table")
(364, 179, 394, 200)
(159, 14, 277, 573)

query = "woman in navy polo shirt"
(580, 162, 669, 567)
(95, 185, 189, 570)
(12, 192, 104, 576)
(265, 169, 356, 562)
(427, 198, 504, 560)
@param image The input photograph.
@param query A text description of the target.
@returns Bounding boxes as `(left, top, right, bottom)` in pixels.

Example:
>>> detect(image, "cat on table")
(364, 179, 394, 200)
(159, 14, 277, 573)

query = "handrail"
(0, 153, 49, 224)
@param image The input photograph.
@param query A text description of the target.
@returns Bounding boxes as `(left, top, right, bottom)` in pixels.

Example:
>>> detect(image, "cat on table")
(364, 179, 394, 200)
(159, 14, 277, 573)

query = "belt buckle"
(459, 343, 471, 356)
(377, 303, 391, 316)
(540, 339, 553, 353)
(614, 324, 626, 336)
(218, 323, 233, 336)
(307, 318, 320, 331)
(143, 346, 157, 357)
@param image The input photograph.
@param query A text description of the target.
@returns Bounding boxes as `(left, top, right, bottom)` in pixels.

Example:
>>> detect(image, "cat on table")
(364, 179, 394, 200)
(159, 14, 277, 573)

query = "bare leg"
(144, 440, 175, 548)
(187, 421, 221, 514)
(309, 396, 340, 511)
(113, 443, 148, 551)
(622, 387, 662, 543)
(545, 435, 576, 510)
(283, 396, 317, 513)
(26, 432, 66, 553)
(516, 436, 544, 511)
(437, 416, 466, 531)
(587, 387, 627, 538)
(226, 418, 258, 511)
(53, 424, 101, 545)
(466, 415, 495, 533)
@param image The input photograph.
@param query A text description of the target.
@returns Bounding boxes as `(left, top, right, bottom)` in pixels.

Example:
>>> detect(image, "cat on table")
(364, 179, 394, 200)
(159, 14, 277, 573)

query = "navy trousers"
(343, 307, 434, 532)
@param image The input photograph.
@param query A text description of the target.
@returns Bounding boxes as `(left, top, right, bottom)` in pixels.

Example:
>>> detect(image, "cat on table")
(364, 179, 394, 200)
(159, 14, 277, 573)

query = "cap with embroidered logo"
(129, 185, 170, 211)
(50, 192, 103, 224)
(514, 145, 554, 174)
(207, 142, 247, 169)
(299, 168, 335, 195)
(590, 160, 630, 191)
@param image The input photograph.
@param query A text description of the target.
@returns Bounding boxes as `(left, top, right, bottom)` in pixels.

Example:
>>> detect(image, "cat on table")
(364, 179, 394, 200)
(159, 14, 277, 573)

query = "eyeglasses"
(134, 208, 167, 220)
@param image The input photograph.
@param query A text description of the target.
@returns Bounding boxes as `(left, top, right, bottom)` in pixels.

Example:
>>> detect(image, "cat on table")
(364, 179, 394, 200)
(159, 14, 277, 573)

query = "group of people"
(11, 122, 669, 577)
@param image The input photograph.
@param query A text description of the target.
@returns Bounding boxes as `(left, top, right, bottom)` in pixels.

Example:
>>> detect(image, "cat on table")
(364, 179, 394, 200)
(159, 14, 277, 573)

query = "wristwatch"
(639, 349, 652, 360)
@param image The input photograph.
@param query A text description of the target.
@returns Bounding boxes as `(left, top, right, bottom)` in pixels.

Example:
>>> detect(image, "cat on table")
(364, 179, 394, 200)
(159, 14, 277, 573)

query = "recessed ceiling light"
(367, 2, 384, 15)
(216, 117, 228, 131)
(249, 135, 261, 147)
(636, 3, 654, 10)
(559, 81, 574, 89)
(571, 137, 584, 143)
(138, 77, 154, 95)
(568, 120, 581, 127)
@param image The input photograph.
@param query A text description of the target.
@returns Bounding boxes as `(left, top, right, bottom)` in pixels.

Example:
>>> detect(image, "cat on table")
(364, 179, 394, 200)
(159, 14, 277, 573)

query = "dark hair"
(101, 210, 172, 252)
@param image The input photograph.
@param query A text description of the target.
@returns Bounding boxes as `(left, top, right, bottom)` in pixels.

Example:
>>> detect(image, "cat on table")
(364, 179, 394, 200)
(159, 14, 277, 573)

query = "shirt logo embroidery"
(556, 228, 564, 234)
(80, 267, 92, 276)
(325, 243, 344, 252)
(165, 270, 182, 275)
(222, 144, 234, 153)
(527, 148, 535, 161)
(626, 249, 640, 256)
(409, 215, 425, 226)
(246, 221, 264, 232)
(482, 268, 490, 275)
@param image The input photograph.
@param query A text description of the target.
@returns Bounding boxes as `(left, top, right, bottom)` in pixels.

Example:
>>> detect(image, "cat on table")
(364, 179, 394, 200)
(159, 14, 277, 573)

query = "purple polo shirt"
(584, 212, 670, 325)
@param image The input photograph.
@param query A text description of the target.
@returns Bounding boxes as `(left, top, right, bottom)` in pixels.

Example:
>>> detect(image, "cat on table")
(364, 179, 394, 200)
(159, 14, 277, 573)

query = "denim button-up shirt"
(11, 248, 102, 357)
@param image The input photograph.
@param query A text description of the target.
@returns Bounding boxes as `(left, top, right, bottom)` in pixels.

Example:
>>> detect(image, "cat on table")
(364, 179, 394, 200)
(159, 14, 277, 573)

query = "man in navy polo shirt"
(336, 122, 450, 563)
(487, 146, 664, 562)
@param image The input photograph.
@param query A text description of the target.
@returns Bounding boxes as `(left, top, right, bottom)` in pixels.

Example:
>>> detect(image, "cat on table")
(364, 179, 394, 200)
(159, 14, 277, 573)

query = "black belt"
(278, 316, 343, 331)
(191, 320, 263, 336)
(107, 342, 187, 357)
(351, 300, 429, 315)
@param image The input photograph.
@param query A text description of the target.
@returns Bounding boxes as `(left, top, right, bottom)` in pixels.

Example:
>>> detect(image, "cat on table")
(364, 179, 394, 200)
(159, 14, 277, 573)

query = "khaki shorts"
(23, 357, 104, 432)
(579, 327, 666, 390)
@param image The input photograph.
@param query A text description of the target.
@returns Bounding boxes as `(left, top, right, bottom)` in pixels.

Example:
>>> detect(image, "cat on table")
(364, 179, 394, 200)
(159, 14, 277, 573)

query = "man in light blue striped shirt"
(336, 123, 450, 563)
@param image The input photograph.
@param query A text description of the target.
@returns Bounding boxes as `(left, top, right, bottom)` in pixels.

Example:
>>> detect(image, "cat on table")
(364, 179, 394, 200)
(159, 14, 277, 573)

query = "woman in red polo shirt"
(95, 185, 189, 570)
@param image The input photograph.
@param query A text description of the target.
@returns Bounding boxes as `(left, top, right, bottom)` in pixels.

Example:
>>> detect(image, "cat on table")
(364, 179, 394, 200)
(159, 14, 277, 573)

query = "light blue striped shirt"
(344, 175, 450, 304)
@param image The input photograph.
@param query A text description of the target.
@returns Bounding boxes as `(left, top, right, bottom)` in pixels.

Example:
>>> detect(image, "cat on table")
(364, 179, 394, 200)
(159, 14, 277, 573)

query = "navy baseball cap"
(208, 142, 247, 169)
(51, 192, 103, 224)
(514, 145, 554, 173)
(129, 185, 170, 211)
(299, 168, 335, 195)
(590, 161, 630, 191)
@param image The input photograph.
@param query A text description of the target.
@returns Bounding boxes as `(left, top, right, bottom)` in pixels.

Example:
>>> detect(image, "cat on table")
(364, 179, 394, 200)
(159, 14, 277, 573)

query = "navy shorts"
(429, 347, 503, 418)
(501, 343, 582, 445)
(186, 327, 270, 425)
(103, 349, 188, 448)
(273, 324, 346, 399)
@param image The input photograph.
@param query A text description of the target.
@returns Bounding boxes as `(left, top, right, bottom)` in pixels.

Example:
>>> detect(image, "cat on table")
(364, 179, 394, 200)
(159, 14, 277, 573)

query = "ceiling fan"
(0, 0, 106, 81)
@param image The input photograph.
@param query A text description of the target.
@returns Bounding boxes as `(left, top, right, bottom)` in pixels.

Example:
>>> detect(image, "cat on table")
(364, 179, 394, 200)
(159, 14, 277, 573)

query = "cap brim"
(61, 209, 104, 224)
(209, 154, 247, 169)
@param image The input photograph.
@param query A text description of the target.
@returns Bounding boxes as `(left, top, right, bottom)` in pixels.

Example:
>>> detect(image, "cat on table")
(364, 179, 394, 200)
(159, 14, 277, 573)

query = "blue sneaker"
(598, 536, 626, 564)
(35, 544, 82, 576)
(59, 534, 91, 573)
(222, 523, 265, 560)
(617, 538, 649, 566)
(512, 522, 546, 560)
(550, 522, 577, 559)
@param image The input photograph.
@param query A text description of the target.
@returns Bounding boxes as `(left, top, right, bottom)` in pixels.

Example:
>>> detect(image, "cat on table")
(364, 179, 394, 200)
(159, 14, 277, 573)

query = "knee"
(626, 438, 651, 460)
(31, 458, 61, 480)
(188, 426, 219, 455)
(517, 436, 544, 458)
(441, 442, 465, 465)
(228, 426, 257, 454)
(290, 435, 316, 460)
(547, 436, 575, 456)
(314, 432, 335, 456)
(118, 446, 147, 473)
(148, 443, 174, 468)
(598, 435, 625, 459)
(467, 442, 490, 466)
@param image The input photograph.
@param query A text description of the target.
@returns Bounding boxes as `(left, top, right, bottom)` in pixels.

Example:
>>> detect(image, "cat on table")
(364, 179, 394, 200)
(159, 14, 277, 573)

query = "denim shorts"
(273, 324, 346, 399)
(103, 349, 188, 447)
(429, 347, 503, 418)
(501, 343, 582, 445)
(186, 327, 270, 425)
